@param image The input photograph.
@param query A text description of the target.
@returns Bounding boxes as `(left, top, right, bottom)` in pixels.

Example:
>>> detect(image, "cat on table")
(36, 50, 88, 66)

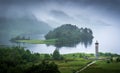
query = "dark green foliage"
(72, 69, 77, 73)
(26, 61, 60, 73)
(10, 36, 30, 44)
(116, 57, 120, 62)
(45, 24, 93, 47)
(0, 46, 61, 73)
(11, 36, 31, 41)
(52, 49, 62, 60)
(106, 60, 110, 63)
(44, 54, 51, 60)
(99, 52, 120, 57)
(0, 46, 40, 73)
(110, 57, 113, 62)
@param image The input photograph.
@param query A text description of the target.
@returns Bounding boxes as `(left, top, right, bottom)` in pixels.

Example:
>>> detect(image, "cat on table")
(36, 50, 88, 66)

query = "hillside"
(0, 15, 52, 45)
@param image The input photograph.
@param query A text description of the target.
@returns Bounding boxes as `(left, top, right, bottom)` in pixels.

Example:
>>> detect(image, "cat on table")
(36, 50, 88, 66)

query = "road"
(76, 60, 96, 73)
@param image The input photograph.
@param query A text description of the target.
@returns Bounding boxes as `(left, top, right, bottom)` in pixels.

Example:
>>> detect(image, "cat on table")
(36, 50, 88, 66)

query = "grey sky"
(0, 0, 120, 54)
(0, 0, 120, 27)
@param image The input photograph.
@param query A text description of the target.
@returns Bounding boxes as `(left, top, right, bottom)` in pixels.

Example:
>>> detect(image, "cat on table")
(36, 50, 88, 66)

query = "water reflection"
(24, 34, 93, 54)
(25, 41, 94, 54)
(46, 38, 93, 48)
(10, 35, 93, 54)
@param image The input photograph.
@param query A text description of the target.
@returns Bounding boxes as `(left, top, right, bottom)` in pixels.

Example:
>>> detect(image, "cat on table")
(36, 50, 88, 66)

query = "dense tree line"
(98, 52, 120, 63)
(45, 24, 93, 47)
(26, 60, 60, 73)
(42, 49, 63, 60)
(99, 52, 120, 57)
(10, 36, 30, 43)
(0, 46, 60, 73)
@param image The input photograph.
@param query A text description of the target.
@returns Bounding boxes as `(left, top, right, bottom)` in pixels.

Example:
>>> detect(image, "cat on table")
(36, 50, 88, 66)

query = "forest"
(0, 46, 60, 73)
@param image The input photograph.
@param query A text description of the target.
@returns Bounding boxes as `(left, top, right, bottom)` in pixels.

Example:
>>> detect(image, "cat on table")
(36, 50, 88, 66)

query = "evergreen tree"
(52, 49, 61, 60)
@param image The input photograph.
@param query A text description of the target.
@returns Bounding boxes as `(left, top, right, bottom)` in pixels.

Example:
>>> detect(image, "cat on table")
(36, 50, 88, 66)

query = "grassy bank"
(80, 60, 120, 73)
(38, 53, 93, 73)
(30, 53, 120, 73)
(56, 59, 92, 73)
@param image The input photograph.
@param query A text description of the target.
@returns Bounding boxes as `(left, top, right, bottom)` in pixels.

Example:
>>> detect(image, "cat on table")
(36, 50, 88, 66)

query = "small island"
(45, 24, 94, 47)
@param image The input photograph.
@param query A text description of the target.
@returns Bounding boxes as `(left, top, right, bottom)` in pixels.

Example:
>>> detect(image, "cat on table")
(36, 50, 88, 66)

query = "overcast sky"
(0, 0, 120, 54)
(0, 0, 120, 27)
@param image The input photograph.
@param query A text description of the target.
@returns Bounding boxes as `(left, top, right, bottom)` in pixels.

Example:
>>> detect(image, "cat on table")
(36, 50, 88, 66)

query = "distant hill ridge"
(0, 14, 52, 44)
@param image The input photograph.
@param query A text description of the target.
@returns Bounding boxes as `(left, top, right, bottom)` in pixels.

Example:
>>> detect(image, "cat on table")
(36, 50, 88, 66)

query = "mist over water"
(25, 25, 120, 54)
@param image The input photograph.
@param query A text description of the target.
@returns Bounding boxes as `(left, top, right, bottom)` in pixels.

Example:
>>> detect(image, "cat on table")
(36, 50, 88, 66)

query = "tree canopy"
(26, 61, 60, 73)
(52, 49, 62, 60)
(45, 24, 93, 48)
(0, 46, 60, 73)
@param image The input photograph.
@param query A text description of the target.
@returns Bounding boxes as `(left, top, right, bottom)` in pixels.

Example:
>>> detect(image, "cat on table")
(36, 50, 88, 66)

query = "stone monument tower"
(95, 41, 99, 59)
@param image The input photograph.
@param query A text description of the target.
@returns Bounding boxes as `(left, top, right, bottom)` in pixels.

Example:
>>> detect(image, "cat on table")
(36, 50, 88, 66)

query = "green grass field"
(56, 59, 120, 73)
(56, 59, 91, 73)
(38, 53, 120, 73)
(38, 53, 93, 73)
(79, 60, 120, 73)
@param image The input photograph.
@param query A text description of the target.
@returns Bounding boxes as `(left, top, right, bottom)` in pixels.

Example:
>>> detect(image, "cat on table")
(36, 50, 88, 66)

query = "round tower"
(95, 41, 99, 59)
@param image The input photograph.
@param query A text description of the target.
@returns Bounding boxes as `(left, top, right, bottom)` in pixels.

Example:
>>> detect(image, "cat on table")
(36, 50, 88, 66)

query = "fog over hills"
(0, 0, 120, 54)
(0, 8, 52, 44)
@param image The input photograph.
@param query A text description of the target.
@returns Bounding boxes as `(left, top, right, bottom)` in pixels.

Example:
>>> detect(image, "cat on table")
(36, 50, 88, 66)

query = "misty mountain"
(50, 10, 74, 21)
(0, 14, 52, 45)
(49, 10, 76, 25)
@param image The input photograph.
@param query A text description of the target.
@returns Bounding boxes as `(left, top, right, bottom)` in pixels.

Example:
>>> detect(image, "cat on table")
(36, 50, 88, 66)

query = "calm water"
(25, 26, 120, 54)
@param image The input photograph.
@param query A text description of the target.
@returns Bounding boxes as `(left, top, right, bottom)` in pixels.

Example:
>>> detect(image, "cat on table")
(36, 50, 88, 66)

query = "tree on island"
(10, 36, 31, 46)
(45, 24, 94, 48)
